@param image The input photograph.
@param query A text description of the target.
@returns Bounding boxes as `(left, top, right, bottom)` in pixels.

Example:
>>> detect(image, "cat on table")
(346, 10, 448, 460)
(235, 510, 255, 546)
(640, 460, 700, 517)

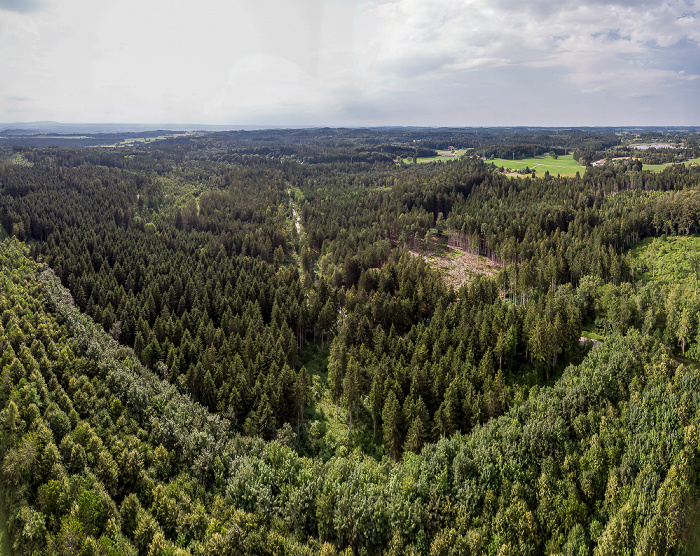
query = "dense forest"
(1, 127, 700, 554)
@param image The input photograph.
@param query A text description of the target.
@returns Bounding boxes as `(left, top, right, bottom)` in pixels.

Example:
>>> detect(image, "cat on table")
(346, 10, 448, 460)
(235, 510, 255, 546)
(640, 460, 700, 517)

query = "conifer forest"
(2, 126, 700, 555)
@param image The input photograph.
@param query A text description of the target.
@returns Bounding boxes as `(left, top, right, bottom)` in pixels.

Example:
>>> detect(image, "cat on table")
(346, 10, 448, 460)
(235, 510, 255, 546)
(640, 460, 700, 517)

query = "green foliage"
(1, 129, 700, 554)
(0, 486, 10, 556)
(632, 235, 700, 296)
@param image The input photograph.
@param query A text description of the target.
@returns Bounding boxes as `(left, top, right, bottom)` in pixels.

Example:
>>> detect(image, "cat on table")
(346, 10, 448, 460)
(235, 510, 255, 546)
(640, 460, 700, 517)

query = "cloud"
(355, 0, 700, 91)
(0, 0, 698, 125)
(0, 0, 43, 13)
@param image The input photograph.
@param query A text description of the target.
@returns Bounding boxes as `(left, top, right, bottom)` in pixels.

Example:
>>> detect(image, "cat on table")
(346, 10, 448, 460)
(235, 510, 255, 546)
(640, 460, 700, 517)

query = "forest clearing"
(410, 240, 502, 290)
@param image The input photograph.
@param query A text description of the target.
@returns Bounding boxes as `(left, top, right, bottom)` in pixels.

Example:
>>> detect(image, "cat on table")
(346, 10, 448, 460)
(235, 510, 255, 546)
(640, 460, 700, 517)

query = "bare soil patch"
(410, 244, 502, 290)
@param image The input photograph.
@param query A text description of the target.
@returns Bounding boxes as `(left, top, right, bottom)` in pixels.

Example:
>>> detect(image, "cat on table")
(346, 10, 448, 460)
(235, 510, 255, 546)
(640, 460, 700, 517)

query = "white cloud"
(0, 0, 698, 125)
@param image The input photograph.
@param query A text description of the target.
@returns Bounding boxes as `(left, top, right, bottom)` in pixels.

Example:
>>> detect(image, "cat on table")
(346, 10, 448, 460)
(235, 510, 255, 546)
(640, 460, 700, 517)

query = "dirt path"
(292, 206, 301, 234)
(287, 186, 302, 236)
(286, 185, 306, 275)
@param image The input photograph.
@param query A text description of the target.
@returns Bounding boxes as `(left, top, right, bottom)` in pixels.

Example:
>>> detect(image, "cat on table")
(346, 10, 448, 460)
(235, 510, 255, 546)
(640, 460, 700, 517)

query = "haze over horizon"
(1, 0, 699, 128)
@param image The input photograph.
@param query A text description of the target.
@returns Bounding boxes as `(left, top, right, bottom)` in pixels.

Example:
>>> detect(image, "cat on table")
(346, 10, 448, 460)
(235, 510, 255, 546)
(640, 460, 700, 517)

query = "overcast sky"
(1, 0, 699, 126)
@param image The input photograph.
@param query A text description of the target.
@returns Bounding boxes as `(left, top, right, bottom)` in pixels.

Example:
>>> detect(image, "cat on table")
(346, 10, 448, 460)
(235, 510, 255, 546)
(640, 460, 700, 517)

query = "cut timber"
(409, 244, 502, 291)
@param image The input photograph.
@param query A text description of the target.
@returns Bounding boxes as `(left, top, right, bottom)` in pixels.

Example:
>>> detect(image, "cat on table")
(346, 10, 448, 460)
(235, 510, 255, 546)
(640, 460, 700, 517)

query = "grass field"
(0, 134, 90, 140)
(641, 158, 700, 173)
(486, 154, 585, 176)
(479, 155, 700, 177)
(631, 235, 700, 297)
(580, 328, 605, 342)
(402, 153, 700, 173)
(103, 135, 174, 147)
(403, 149, 468, 164)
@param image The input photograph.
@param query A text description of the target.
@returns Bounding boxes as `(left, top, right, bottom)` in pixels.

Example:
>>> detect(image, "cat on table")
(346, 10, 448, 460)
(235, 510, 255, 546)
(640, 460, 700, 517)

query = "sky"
(1, 0, 699, 127)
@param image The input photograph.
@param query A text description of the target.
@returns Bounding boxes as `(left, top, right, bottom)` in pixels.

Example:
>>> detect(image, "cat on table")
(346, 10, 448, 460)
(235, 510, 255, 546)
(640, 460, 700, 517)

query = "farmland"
(403, 148, 468, 163)
(485, 153, 585, 176)
(481, 154, 700, 176)
(642, 157, 700, 173)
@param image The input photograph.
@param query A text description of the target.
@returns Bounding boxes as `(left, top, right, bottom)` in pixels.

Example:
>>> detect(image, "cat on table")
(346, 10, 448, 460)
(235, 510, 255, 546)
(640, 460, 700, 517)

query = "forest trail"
(286, 185, 306, 276)
(292, 206, 301, 234)
(286, 185, 302, 235)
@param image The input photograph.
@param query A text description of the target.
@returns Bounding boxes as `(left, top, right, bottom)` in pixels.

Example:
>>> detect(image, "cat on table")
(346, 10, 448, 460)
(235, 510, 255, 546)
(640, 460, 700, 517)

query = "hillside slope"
(2, 237, 700, 554)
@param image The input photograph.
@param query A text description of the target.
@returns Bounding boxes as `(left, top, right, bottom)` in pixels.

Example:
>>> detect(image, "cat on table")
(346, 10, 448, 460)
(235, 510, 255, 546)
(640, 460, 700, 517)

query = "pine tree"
(677, 306, 692, 356)
(382, 390, 402, 462)
(343, 357, 359, 434)
(295, 367, 308, 435)
(404, 415, 426, 454)
(201, 370, 217, 411)
(255, 394, 275, 440)
(328, 341, 346, 418)
(369, 374, 383, 438)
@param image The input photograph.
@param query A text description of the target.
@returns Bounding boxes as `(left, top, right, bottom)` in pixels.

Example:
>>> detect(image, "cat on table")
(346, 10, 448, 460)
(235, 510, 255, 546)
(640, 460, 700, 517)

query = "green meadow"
(486, 155, 700, 176)
(403, 149, 468, 164)
(394, 152, 699, 173)
(486, 154, 585, 176)
(642, 157, 700, 173)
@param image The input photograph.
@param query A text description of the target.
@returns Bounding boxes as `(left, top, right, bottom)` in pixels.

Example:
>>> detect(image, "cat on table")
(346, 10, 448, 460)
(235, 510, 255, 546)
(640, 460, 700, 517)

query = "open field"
(641, 157, 700, 173)
(486, 154, 585, 176)
(403, 149, 468, 164)
(631, 235, 700, 297)
(0, 134, 90, 140)
(643, 163, 672, 173)
(105, 135, 176, 147)
(580, 328, 605, 342)
(487, 154, 700, 176)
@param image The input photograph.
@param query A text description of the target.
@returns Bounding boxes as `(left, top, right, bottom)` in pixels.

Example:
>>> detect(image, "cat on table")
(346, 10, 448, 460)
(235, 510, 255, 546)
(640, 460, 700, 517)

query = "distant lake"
(632, 143, 677, 150)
